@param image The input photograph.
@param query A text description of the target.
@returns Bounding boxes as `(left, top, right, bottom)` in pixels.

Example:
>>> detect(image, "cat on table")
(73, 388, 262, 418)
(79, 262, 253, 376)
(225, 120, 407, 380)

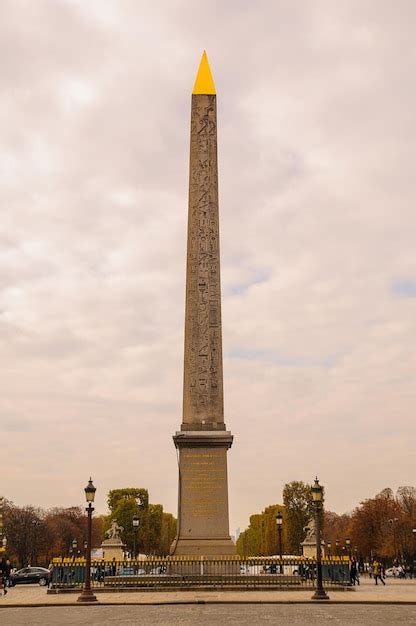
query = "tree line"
(2, 502, 104, 567)
(236, 482, 416, 563)
(104, 487, 177, 557)
(236, 481, 315, 557)
(324, 486, 416, 562)
(1, 487, 177, 568)
(4, 482, 414, 567)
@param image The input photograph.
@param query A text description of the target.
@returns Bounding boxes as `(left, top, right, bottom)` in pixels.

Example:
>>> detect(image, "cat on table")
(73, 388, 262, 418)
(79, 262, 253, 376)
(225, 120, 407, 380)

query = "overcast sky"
(1, 0, 415, 534)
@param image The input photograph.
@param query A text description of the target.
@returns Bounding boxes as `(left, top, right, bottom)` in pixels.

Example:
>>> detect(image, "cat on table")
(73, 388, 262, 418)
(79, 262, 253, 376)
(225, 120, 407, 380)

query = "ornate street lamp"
(72, 538, 78, 559)
(132, 515, 140, 560)
(345, 537, 351, 558)
(77, 478, 97, 603)
(335, 539, 339, 557)
(275, 511, 283, 573)
(311, 477, 329, 601)
(327, 542, 331, 558)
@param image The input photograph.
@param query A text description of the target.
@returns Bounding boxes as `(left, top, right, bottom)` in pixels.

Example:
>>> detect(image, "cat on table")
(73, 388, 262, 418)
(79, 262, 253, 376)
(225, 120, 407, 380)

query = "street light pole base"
(311, 588, 330, 600)
(77, 589, 98, 602)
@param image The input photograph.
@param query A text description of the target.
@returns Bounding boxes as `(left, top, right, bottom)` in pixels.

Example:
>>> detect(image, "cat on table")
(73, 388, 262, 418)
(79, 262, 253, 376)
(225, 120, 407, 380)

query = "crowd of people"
(348, 556, 414, 586)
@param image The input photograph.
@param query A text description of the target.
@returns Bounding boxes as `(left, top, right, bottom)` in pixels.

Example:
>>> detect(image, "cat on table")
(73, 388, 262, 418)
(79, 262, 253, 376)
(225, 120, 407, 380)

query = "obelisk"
(171, 52, 235, 556)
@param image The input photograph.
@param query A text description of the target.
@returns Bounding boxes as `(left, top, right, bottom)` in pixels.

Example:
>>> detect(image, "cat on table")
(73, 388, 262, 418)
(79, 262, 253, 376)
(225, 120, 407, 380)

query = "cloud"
(0, 0, 415, 532)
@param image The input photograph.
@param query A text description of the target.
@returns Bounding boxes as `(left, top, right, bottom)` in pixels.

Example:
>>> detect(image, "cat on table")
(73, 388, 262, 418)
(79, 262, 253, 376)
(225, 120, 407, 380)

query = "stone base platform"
(101, 539, 125, 561)
(171, 538, 237, 557)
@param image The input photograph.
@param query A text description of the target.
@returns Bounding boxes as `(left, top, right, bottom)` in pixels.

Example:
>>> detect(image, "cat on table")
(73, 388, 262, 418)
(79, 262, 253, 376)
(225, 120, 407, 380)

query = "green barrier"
(52, 563, 86, 587)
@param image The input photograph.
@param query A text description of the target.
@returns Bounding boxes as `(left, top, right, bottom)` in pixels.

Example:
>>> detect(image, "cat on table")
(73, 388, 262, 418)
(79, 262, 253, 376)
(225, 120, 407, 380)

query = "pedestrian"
(350, 556, 360, 586)
(0, 558, 7, 596)
(372, 558, 385, 586)
(4, 560, 11, 589)
(48, 563, 54, 589)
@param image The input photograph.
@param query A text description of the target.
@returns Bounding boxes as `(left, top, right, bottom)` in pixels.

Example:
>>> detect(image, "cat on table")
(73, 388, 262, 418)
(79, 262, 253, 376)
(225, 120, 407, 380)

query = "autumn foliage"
(2, 486, 177, 568)
(325, 486, 416, 561)
(3, 503, 103, 568)
(237, 484, 416, 562)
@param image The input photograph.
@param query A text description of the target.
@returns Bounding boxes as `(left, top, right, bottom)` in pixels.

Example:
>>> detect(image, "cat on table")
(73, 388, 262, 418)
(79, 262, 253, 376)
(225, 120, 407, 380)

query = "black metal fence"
(49, 556, 351, 591)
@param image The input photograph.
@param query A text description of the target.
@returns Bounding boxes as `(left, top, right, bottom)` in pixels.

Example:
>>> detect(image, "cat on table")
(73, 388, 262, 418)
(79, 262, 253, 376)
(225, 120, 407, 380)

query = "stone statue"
(106, 520, 124, 541)
(303, 517, 316, 542)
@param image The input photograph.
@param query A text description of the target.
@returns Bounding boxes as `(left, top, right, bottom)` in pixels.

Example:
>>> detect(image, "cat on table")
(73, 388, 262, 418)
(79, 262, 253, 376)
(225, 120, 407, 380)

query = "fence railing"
(49, 556, 351, 591)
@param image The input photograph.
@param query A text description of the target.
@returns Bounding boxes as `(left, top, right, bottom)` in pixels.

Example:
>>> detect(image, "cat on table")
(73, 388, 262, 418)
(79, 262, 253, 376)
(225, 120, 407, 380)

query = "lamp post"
(275, 511, 283, 573)
(72, 539, 78, 560)
(84, 540, 88, 557)
(31, 519, 41, 565)
(0, 497, 6, 555)
(311, 477, 329, 601)
(345, 537, 351, 559)
(335, 539, 339, 557)
(0, 497, 7, 560)
(77, 478, 97, 603)
(389, 518, 398, 561)
(327, 542, 331, 558)
(132, 515, 140, 559)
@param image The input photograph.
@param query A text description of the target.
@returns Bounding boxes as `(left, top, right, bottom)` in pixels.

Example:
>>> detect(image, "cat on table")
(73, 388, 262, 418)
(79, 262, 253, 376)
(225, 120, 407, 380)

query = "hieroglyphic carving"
(183, 94, 224, 425)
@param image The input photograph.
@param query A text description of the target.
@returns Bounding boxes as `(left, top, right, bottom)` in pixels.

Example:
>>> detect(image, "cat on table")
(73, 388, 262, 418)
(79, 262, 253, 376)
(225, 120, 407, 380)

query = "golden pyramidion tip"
(192, 51, 216, 95)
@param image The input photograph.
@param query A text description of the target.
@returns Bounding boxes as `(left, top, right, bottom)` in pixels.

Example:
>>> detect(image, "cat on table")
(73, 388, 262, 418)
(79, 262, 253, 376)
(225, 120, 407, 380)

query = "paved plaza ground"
(0, 604, 416, 625)
(0, 579, 415, 624)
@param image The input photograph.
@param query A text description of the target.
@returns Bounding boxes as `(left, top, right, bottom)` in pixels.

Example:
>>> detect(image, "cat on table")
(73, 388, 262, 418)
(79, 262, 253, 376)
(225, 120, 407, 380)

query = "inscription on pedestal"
(180, 447, 229, 537)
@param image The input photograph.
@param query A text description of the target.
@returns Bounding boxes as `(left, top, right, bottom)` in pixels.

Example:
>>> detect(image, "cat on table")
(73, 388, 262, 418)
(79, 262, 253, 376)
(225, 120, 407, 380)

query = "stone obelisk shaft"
(182, 92, 225, 431)
(171, 53, 235, 556)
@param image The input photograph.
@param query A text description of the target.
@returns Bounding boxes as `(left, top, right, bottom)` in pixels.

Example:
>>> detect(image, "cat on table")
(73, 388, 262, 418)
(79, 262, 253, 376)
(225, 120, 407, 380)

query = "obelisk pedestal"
(171, 52, 235, 557)
(172, 432, 235, 555)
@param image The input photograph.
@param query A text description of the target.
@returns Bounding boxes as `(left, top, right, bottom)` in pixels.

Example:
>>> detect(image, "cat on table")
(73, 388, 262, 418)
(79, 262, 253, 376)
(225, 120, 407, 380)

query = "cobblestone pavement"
(1, 604, 416, 625)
